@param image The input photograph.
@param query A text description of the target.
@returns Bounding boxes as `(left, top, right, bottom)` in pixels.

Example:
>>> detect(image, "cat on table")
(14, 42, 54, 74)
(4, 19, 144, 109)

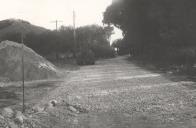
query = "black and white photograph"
(0, 0, 196, 127)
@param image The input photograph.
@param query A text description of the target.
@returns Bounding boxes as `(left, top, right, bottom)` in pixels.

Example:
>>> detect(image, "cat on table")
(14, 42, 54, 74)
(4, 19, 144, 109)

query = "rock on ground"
(1, 107, 14, 118)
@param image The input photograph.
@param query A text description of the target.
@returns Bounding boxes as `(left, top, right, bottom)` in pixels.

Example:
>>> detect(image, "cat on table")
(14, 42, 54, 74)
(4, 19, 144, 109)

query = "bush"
(91, 44, 115, 58)
(76, 49, 95, 65)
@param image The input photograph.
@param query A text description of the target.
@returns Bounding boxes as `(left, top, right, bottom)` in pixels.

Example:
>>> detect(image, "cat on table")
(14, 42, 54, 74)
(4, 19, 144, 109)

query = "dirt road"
(2, 56, 196, 128)
(29, 55, 195, 128)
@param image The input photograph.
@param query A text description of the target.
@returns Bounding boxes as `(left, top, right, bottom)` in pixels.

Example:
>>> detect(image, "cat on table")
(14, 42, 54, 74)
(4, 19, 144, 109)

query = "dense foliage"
(76, 48, 95, 65)
(104, 0, 196, 66)
(112, 39, 129, 55)
(76, 25, 115, 58)
(1, 25, 115, 64)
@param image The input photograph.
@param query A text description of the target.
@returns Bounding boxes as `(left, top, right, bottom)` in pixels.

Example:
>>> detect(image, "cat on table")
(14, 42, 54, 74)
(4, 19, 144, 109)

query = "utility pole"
(73, 10, 76, 57)
(73, 10, 76, 36)
(51, 20, 63, 31)
(21, 33, 25, 113)
(51, 20, 63, 60)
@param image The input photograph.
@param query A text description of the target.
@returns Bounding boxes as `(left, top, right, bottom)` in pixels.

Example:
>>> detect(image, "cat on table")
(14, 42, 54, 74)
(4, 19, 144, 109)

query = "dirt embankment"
(0, 40, 60, 82)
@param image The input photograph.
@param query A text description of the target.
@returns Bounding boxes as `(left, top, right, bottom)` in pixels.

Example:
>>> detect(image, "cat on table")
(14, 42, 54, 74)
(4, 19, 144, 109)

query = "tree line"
(104, 0, 196, 67)
(1, 25, 115, 64)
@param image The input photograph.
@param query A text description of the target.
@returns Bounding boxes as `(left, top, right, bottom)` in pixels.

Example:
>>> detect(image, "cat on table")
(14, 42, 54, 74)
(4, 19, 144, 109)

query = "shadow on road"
(126, 56, 196, 84)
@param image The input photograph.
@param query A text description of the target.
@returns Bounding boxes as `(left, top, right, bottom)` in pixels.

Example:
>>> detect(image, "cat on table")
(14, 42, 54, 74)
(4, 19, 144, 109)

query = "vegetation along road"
(26, 56, 196, 128)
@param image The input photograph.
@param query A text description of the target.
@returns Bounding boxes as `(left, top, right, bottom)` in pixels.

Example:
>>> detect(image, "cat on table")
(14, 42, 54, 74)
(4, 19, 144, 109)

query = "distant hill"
(0, 19, 48, 38)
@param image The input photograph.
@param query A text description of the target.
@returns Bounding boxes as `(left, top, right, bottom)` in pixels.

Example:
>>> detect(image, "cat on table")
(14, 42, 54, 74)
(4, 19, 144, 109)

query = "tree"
(76, 25, 115, 58)
(103, 0, 196, 66)
(112, 39, 129, 55)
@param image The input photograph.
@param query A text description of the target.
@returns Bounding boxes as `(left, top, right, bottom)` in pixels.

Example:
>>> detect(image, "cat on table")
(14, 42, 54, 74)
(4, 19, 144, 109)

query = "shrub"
(76, 48, 95, 65)
(91, 44, 115, 58)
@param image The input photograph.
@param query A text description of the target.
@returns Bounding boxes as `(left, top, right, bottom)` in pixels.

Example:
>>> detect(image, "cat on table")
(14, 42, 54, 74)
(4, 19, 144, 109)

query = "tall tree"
(104, 0, 196, 65)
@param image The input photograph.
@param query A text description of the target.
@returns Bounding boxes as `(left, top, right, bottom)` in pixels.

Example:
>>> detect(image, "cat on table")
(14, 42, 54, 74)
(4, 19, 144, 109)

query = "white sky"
(0, 0, 122, 42)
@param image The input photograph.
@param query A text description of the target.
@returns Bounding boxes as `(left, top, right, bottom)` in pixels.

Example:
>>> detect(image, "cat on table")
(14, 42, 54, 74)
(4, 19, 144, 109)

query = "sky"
(0, 0, 122, 42)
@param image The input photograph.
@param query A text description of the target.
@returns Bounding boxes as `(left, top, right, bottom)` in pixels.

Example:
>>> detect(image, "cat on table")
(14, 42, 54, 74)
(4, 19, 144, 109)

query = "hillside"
(0, 19, 48, 39)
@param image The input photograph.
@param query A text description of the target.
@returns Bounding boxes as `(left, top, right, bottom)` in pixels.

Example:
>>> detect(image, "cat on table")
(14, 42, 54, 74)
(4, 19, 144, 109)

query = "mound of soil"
(0, 40, 60, 81)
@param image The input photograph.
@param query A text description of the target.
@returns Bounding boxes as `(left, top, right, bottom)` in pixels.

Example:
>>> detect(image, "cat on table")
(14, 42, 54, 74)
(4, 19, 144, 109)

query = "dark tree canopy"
(104, 0, 196, 65)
